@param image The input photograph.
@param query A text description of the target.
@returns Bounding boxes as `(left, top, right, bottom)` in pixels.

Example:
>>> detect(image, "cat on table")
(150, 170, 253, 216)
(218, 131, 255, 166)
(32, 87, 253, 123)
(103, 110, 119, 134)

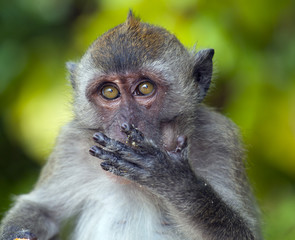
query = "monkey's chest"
(74, 190, 185, 240)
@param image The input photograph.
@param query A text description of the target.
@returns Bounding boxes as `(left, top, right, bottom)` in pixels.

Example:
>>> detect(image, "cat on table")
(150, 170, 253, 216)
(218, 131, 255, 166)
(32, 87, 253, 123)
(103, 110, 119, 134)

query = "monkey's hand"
(89, 123, 195, 196)
(0, 227, 38, 240)
(89, 124, 257, 239)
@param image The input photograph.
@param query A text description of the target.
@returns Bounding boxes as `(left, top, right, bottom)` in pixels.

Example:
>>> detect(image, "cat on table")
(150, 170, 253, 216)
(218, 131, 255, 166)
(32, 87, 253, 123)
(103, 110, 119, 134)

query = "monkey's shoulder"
(195, 105, 240, 135)
(189, 106, 245, 177)
(192, 105, 243, 156)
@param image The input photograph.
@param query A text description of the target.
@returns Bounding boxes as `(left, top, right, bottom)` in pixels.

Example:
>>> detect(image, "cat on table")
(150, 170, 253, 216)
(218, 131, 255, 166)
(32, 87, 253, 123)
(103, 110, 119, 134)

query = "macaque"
(0, 11, 262, 240)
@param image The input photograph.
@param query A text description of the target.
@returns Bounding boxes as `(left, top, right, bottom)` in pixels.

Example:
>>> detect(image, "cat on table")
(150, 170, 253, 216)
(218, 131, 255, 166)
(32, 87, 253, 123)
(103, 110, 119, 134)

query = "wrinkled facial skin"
(86, 71, 170, 148)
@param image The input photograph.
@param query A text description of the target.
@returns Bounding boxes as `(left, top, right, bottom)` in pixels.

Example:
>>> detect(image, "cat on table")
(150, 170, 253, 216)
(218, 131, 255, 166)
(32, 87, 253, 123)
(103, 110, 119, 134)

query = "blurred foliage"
(0, 0, 295, 239)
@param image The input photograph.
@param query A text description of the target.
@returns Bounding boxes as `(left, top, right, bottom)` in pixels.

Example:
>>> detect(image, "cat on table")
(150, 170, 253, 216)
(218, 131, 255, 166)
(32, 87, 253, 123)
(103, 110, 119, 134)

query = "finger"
(13, 230, 37, 240)
(89, 146, 119, 161)
(100, 161, 146, 182)
(93, 132, 130, 151)
(121, 123, 144, 145)
(175, 135, 187, 153)
(100, 162, 125, 176)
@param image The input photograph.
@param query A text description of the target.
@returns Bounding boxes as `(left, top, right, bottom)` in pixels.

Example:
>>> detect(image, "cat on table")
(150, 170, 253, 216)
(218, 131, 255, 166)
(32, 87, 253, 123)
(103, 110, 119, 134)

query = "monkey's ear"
(66, 61, 77, 89)
(193, 49, 214, 102)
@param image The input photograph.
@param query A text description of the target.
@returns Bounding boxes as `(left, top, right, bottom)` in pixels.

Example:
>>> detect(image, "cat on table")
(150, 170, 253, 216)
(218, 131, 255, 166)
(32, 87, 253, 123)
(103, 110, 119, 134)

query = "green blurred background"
(0, 0, 295, 239)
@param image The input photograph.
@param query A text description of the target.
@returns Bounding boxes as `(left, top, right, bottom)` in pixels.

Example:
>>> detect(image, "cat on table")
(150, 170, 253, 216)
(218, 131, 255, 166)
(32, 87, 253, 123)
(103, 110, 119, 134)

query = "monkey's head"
(68, 11, 214, 149)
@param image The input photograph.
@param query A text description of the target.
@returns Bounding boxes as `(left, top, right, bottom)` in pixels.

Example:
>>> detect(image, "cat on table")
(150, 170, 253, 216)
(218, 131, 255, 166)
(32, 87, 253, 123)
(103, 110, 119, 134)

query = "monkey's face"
(70, 13, 213, 151)
(85, 70, 169, 146)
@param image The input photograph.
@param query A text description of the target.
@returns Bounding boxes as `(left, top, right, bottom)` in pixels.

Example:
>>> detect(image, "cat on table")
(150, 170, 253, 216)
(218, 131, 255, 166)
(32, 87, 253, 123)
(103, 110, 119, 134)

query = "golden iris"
(138, 82, 154, 95)
(101, 85, 119, 99)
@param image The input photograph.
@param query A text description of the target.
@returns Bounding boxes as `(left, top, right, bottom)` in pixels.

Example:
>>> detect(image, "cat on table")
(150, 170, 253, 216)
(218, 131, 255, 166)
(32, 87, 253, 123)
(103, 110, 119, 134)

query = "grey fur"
(0, 12, 262, 240)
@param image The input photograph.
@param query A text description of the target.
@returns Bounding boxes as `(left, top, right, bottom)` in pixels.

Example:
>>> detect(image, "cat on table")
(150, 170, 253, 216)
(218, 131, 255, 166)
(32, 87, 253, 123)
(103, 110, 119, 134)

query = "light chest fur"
(72, 176, 186, 240)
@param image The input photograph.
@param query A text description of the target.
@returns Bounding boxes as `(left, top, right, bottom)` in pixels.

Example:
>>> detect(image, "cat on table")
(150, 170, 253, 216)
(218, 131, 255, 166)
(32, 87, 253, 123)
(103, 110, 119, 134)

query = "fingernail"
(93, 132, 104, 142)
(89, 146, 97, 156)
(121, 123, 130, 131)
(177, 135, 187, 149)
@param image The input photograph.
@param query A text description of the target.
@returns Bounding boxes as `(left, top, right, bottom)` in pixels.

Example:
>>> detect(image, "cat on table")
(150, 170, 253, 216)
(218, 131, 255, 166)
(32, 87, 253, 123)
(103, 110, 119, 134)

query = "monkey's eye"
(136, 81, 155, 96)
(101, 85, 120, 100)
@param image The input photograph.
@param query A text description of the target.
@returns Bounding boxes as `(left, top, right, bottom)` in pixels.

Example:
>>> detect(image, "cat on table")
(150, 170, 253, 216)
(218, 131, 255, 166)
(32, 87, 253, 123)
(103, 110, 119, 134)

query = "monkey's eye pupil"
(101, 85, 120, 100)
(137, 81, 154, 96)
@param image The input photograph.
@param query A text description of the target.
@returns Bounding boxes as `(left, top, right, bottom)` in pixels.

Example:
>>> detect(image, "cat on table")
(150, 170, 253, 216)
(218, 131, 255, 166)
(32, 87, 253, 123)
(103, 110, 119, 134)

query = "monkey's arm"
(0, 122, 94, 240)
(90, 121, 261, 240)
(0, 199, 58, 240)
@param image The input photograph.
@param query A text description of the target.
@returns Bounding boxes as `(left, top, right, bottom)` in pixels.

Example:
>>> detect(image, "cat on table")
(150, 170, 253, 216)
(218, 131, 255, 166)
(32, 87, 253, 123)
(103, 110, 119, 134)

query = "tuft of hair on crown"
(125, 9, 141, 28)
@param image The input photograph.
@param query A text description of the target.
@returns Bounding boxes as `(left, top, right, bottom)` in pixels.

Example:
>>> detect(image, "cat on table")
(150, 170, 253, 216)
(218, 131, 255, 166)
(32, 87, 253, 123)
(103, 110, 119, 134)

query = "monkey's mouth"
(103, 122, 143, 145)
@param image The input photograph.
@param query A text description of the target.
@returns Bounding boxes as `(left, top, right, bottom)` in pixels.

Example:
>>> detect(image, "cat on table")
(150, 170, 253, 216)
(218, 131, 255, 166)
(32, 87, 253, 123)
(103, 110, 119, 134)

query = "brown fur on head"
(88, 10, 187, 73)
